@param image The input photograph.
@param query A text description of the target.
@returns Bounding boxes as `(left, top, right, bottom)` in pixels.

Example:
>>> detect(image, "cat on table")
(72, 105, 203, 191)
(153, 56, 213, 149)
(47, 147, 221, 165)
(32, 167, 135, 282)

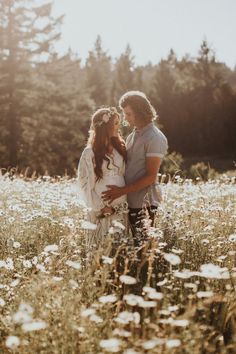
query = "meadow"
(0, 173, 235, 353)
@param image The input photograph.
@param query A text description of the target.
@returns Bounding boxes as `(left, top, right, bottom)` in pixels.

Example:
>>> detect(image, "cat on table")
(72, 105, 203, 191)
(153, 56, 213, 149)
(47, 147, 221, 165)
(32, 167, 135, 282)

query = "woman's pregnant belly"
(94, 175, 127, 206)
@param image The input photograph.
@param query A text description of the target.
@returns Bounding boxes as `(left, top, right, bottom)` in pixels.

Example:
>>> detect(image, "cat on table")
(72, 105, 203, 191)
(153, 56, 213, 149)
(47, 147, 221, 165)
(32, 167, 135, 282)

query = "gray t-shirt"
(125, 122, 168, 208)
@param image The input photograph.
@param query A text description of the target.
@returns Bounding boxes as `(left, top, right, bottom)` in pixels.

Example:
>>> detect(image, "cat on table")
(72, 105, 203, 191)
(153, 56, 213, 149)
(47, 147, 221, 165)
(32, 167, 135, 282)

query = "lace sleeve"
(77, 147, 101, 211)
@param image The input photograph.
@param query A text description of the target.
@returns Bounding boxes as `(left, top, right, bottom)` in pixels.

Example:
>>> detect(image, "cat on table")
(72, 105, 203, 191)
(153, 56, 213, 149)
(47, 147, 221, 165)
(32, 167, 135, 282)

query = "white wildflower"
(113, 328, 131, 338)
(138, 300, 156, 308)
(44, 244, 59, 253)
(5, 336, 20, 349)
(22, 320, 47, 332)
(112, 220, 126, 230)
(81, 308, 96, 318)
(201, 239, 210, 245)
(160, 318, 189, 327)
(100, 338, 121, 353)
(0, 297, 6, 306)
(109, 226, 121, 234)
(123, 350, 140, 354)
(157, 278, 168, 286)
(65, 260, 81, 270)
(0, 284, 9, 290)
(114, 311, 140, 325)
(143, 287, 163, 300)
(89, 314, 103, 323)
(23, 260, 32, 268)
(101, 256, 113, 264)
(142, 338, 165, 349)
(159, 310, 170, 316)
(123, 294, 143, 306)
(166, 339, 181, 348)
(52, 277, 63, 282)
(10, 279, 20, 287)
(32, 256, 38, 265)
(36, 264, 46, 272)
(164, 253, 181, 266)
(69, 279, 79, 289)
(174, 269, 200, 279)
(184, 283, 197, 291)
(63, 217, 75, 229)
(197, 291, 214, 298)
(119, 275, 137, 285)
(0, 260, 6, 268)
(173, 319, 189, 327)
(200, 263, 229, 279)
(168, 305, 179, 312)
(229, 234, 236, 242)
(80, 220, 97, 230)
(13, 303, 33, 324)
(171, 248, 184, 254)
(99, 294, 117, 304)
(13, 241, 21, 249)
(5, 258, 14, 270)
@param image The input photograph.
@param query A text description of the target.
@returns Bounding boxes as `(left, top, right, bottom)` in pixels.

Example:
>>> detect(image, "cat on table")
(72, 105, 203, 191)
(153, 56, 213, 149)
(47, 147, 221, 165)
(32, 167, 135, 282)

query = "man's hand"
(102, 185, 126, 203)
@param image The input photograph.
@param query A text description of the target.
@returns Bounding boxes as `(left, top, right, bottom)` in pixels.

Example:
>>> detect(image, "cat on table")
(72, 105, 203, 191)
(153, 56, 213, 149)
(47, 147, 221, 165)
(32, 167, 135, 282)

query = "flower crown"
(94, 109, 115, 128)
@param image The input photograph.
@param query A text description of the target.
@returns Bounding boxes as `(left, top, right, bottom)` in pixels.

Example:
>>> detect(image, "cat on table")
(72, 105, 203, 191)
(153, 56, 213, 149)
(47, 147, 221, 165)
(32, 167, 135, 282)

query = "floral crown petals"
(93, 109, 115, 128)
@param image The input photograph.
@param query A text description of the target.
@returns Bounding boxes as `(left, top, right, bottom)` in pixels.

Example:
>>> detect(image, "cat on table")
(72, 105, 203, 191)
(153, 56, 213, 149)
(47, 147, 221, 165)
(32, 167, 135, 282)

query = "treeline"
(0, 0, 236, 175)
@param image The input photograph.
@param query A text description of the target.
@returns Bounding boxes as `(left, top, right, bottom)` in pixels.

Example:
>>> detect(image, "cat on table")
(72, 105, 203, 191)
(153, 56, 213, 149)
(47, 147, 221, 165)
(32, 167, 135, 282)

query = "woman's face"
(110, 115, 120, 137)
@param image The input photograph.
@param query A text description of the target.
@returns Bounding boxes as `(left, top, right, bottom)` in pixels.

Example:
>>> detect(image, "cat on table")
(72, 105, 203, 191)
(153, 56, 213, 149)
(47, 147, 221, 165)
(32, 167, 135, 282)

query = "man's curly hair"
(119, 91, 157, 124)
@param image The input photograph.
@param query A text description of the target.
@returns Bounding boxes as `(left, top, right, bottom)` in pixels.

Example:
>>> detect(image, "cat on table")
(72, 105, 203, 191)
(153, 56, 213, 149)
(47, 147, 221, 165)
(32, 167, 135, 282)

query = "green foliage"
(0, 4, 236, 174)
(111, 45, 136, 103)
(85, 35, 112, 106)
(0, 0, 63, 167)
(19, 53, 95, 175)
(189, 162, 217, 181)
(161, 151, 184, 176)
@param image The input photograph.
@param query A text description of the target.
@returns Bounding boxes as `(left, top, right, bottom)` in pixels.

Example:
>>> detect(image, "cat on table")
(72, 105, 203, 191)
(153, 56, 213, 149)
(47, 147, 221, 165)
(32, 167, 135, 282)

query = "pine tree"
(0, 0, 63, 168)
(113, 45, 135, 101)
(20, 51, 95, 175)
(85, 36, 112, 107)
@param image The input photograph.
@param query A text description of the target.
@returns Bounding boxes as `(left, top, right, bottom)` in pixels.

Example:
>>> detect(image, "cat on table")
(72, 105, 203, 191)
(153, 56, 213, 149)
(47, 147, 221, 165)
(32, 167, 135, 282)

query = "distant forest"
(0, 1, 236, 175)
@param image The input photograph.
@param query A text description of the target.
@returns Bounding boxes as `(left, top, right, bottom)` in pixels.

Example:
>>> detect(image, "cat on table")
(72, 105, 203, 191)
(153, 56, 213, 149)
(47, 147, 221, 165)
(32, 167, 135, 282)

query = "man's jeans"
(128, 206, 157, 246)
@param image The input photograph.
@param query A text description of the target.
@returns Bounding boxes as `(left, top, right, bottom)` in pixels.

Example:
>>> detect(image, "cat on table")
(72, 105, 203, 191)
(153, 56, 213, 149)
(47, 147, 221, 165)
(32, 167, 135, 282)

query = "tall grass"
(0, 173, 235, 353)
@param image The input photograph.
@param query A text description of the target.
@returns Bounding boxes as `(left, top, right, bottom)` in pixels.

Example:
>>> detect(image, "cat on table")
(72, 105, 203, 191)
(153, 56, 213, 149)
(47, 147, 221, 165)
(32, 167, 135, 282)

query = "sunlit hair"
(87, 107, 127, 181)
(119, 91, 157, 124)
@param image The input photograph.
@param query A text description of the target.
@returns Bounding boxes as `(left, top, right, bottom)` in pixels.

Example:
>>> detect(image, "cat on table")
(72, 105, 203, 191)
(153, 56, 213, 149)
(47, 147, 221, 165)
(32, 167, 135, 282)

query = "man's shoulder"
(146, 125, 167, 142)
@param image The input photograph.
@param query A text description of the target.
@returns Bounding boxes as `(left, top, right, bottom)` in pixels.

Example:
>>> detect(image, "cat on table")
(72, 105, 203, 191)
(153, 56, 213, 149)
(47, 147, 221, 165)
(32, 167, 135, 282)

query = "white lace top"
(77, 146, 127, 213)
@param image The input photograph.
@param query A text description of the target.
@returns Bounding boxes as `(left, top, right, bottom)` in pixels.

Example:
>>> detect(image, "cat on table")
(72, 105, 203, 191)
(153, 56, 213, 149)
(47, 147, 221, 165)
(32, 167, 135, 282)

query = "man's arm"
(102, 156, 161, 203)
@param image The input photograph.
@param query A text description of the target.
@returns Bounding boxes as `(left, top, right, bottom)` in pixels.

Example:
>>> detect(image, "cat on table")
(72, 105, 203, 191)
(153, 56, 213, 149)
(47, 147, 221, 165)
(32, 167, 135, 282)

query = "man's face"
(123, 105, 136, 127)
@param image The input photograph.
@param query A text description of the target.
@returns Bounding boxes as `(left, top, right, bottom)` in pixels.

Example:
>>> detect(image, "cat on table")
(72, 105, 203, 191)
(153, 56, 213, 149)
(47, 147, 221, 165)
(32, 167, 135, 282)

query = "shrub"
(161, 151, 184, 176)
(189, 162, 217, 181)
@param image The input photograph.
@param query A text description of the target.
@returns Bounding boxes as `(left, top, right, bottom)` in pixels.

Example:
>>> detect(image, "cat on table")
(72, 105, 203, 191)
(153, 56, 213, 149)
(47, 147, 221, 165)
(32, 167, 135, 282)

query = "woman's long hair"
(87, 107, 127, 181)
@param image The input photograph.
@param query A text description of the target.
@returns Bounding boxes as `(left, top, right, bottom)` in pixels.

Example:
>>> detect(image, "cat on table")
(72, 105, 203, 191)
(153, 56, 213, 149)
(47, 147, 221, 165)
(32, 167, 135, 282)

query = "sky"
(52, 0, 236, 69)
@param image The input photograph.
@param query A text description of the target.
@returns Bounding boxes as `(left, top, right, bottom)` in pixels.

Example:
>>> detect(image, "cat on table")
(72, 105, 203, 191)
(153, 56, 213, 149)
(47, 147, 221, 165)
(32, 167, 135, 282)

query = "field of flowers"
(0, 173, 236, 353)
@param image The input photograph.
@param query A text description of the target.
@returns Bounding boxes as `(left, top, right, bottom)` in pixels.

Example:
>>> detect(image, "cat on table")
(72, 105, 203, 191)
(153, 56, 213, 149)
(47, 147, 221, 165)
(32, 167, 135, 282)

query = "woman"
(77, 107, 128, 247)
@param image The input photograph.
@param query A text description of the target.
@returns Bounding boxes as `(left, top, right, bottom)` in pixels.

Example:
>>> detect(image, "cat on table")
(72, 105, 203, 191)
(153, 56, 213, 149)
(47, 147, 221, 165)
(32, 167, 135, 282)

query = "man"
(102, 91, 168, 244)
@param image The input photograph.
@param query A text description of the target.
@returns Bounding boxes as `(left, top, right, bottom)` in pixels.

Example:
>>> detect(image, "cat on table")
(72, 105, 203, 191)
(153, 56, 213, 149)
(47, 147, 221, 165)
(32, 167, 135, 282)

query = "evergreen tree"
(0, 0, 63, 168)
(85, 36, 112, 107)
(20, 51, 94, 175)
(112, 45, 135, 102)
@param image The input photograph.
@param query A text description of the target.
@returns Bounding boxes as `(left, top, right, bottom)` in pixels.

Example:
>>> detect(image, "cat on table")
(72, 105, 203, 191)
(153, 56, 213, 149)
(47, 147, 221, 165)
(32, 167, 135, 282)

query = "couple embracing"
(77, 91, 168, 248)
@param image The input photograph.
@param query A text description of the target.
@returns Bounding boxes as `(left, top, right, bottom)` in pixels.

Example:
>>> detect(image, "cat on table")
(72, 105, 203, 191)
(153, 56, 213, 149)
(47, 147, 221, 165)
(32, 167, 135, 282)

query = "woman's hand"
(100, 206, 114, 217)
